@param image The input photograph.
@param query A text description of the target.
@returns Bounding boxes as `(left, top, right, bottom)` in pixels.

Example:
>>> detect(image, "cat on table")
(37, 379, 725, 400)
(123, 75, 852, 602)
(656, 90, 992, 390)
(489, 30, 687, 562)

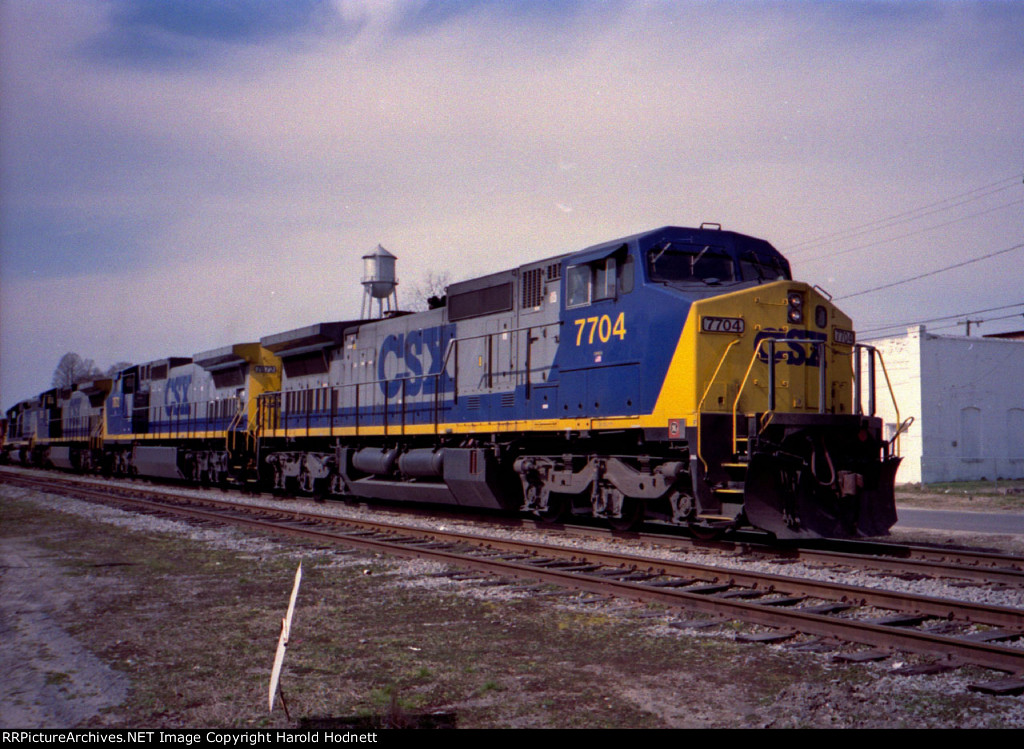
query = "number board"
(833, 328, 855, 346)
(701, 316, 745, 334)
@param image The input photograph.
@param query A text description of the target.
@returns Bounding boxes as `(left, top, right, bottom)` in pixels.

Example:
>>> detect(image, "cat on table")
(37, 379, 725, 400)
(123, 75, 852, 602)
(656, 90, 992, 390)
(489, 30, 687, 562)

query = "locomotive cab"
(629, 228, 901, 538)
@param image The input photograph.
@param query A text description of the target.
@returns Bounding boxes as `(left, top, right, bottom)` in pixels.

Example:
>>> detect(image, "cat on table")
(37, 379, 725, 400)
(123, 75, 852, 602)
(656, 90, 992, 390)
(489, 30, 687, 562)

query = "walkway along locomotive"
(3, 225, 905, 539)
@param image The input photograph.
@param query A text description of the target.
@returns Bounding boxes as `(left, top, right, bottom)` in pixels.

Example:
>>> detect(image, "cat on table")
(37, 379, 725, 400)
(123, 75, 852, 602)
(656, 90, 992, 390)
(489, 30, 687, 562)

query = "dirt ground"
(0, 534, 130, 727)
(3, 481, 1024, 729)
(894, 480, 1024, 512)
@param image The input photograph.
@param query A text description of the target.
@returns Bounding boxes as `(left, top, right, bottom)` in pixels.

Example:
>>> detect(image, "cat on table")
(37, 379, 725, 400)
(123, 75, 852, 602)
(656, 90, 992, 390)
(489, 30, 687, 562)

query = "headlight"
(787, 291, 805, 324)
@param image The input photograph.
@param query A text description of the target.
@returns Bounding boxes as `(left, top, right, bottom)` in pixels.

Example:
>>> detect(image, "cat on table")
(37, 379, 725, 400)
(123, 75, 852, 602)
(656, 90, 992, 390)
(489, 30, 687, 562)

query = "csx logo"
(378, 325, 454, 398)
(165, 374, 192, 416)
(754, 329, 826, 367)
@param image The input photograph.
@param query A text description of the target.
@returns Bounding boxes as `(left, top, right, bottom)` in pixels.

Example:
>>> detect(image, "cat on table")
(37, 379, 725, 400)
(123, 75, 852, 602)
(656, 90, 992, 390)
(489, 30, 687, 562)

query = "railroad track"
(3, 468, 1024, 692)
(529, 521, 1024, 588)
(11, 465, 1021, 584)
(641, 532, 1024, 588)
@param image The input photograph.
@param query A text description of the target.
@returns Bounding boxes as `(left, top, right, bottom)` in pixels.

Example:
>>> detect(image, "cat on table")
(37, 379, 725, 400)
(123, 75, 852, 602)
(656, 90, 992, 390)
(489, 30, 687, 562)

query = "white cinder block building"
(870, 326, 1024, 484)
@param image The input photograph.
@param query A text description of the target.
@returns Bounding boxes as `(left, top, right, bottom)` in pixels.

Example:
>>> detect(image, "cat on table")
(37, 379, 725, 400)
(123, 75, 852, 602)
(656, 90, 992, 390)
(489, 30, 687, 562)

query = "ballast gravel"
(3, 470, 1024, 728)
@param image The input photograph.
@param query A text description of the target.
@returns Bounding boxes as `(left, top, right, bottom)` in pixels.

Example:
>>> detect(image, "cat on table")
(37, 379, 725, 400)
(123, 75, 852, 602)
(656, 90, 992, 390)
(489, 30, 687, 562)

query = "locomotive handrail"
(255, 319, 565, 440)
(731, 336, 771, 456)
(438, 319, 563, 405)
(127, 394, 244, 440)
(226, 403, 245, 451)
(276, 320, 562, 438)
(696, 338, 742, 473)
(257, 378, 421, 438)
(90, 413, 105, 451)
(730, 336, 831, 456)
(729, 336, 856, 454)
(694, 331, 839, 475)
(853, 344, 903, 457)
(874, 346, 903, 456)
(722, 338, 904, 459)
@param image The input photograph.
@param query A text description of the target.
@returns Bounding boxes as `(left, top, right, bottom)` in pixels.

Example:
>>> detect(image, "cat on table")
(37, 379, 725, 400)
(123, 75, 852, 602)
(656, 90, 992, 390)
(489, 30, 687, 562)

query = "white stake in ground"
(269, 562, 303, 716)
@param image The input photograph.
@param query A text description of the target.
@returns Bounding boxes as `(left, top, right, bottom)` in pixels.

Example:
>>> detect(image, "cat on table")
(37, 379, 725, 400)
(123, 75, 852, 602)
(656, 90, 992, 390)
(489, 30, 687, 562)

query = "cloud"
(80, 0, 351, 69)
(1, 0, 1022, 409)
(391, 0, 604, 35)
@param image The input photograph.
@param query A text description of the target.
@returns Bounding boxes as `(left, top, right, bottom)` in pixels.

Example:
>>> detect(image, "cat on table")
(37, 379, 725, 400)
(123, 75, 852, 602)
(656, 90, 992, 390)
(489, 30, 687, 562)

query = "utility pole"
(960, 318, 983, 336)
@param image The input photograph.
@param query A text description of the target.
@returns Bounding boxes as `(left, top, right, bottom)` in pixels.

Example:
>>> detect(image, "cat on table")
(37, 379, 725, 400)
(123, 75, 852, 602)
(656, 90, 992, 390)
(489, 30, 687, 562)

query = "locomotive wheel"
(537, 493, 569, 524)
(607, 498, 645, 532)
(687, 522, 724, 541)
(687, 517, 738, 541)
(296, 467, 316, 496)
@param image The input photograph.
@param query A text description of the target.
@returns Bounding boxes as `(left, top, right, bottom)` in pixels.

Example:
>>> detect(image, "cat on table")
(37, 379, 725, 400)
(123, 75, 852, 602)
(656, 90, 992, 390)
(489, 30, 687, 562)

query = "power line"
(921, 312, 1024, 336)
(834, 242, 1024, 300)
(861, 311, 1024, 341)
(859, 302, 1024, 336)
(785, 173, 1023, 254)
(789, 180, 1021, 255)
(795, 198, 1023, 264)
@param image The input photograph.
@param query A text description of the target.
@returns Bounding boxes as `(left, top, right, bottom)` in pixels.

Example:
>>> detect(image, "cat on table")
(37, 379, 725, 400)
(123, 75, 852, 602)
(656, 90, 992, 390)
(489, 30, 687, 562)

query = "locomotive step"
(721, 461, 749, 482)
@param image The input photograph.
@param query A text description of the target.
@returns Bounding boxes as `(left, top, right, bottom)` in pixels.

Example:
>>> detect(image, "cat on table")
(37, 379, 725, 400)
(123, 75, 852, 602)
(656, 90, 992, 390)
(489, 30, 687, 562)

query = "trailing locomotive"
(3, 225, 903, 539)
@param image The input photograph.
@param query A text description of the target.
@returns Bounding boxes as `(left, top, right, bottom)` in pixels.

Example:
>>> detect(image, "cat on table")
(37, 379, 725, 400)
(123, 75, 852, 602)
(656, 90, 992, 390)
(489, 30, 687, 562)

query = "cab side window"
(566, 264, 591, 307)
(566, 250, 633, 308)
(594, 258, 616, 301)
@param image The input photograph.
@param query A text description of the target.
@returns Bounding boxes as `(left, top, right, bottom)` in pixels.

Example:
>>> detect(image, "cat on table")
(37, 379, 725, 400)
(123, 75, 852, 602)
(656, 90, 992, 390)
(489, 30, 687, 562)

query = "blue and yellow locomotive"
(255, 224, 901, 538)
(3, 224, 902, 539)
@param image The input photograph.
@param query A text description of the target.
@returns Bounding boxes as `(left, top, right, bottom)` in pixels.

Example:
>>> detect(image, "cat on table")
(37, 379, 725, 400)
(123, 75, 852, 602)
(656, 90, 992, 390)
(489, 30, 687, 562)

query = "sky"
(1, 0, 1022, 411)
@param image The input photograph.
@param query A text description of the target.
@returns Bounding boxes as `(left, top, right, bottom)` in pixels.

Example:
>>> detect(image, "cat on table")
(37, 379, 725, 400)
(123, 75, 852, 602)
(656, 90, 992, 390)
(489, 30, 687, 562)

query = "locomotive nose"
(675, 282, 898, 538)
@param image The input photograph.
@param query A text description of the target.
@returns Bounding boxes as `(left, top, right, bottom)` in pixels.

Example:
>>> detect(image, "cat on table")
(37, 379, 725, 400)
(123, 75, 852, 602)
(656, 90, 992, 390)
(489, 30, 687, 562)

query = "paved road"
(896, 507, 1024, 535)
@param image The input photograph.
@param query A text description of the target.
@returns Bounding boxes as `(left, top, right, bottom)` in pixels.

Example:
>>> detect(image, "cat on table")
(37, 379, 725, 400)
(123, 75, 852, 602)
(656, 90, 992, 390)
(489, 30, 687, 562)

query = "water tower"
(361, 244, 399, 318)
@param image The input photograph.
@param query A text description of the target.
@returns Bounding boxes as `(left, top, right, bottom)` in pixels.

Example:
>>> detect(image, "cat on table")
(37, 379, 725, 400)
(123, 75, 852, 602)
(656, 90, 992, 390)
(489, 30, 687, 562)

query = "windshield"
(647, 242, 735, 285)
(738, 250, 790, 282)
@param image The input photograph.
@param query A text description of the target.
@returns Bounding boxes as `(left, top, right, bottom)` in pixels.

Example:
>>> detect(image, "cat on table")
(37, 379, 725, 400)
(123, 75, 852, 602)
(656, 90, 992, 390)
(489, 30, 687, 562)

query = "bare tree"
(51, 353, 103, 389)
(406, 271, 452, 312)
(52, 353, 84, 389)
(79, 358, 101, 382)
(106, 361, 132, 378)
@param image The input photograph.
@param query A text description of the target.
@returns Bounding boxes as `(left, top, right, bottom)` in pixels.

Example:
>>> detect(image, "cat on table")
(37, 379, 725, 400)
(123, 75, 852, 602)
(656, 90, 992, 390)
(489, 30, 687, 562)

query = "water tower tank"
(361, 244, 399, 318)
(362, 245, 397, 298)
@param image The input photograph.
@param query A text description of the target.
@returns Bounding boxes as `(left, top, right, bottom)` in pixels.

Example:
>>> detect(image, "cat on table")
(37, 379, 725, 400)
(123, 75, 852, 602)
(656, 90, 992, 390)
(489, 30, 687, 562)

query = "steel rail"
(8, 472, 1023, 674)
(4, 469, 1023, 630)
(190, 500, 1024, 631)
(6, 466, 1024, 584)
(640, 531, 1024, 587)
(86, 495, 1024, 673)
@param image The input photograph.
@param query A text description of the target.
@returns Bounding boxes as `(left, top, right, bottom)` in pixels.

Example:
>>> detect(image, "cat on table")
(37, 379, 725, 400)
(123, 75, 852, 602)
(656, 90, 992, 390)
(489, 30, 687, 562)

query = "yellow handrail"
(226, 405, 245, 451)
(90, 414, 105, 451)
(874, 349, 903, 456)
(695, 339, 741, 473)
(730, 337, 778, 456)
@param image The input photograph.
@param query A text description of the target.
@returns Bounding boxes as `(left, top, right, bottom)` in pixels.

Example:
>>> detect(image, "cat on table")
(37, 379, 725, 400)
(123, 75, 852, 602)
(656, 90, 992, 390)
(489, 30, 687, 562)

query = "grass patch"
(901, 479, 1024, 496)
(5, 482, 1023, 728)
(45, 671, 72, 687)
(896, 479, 1024, 511)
